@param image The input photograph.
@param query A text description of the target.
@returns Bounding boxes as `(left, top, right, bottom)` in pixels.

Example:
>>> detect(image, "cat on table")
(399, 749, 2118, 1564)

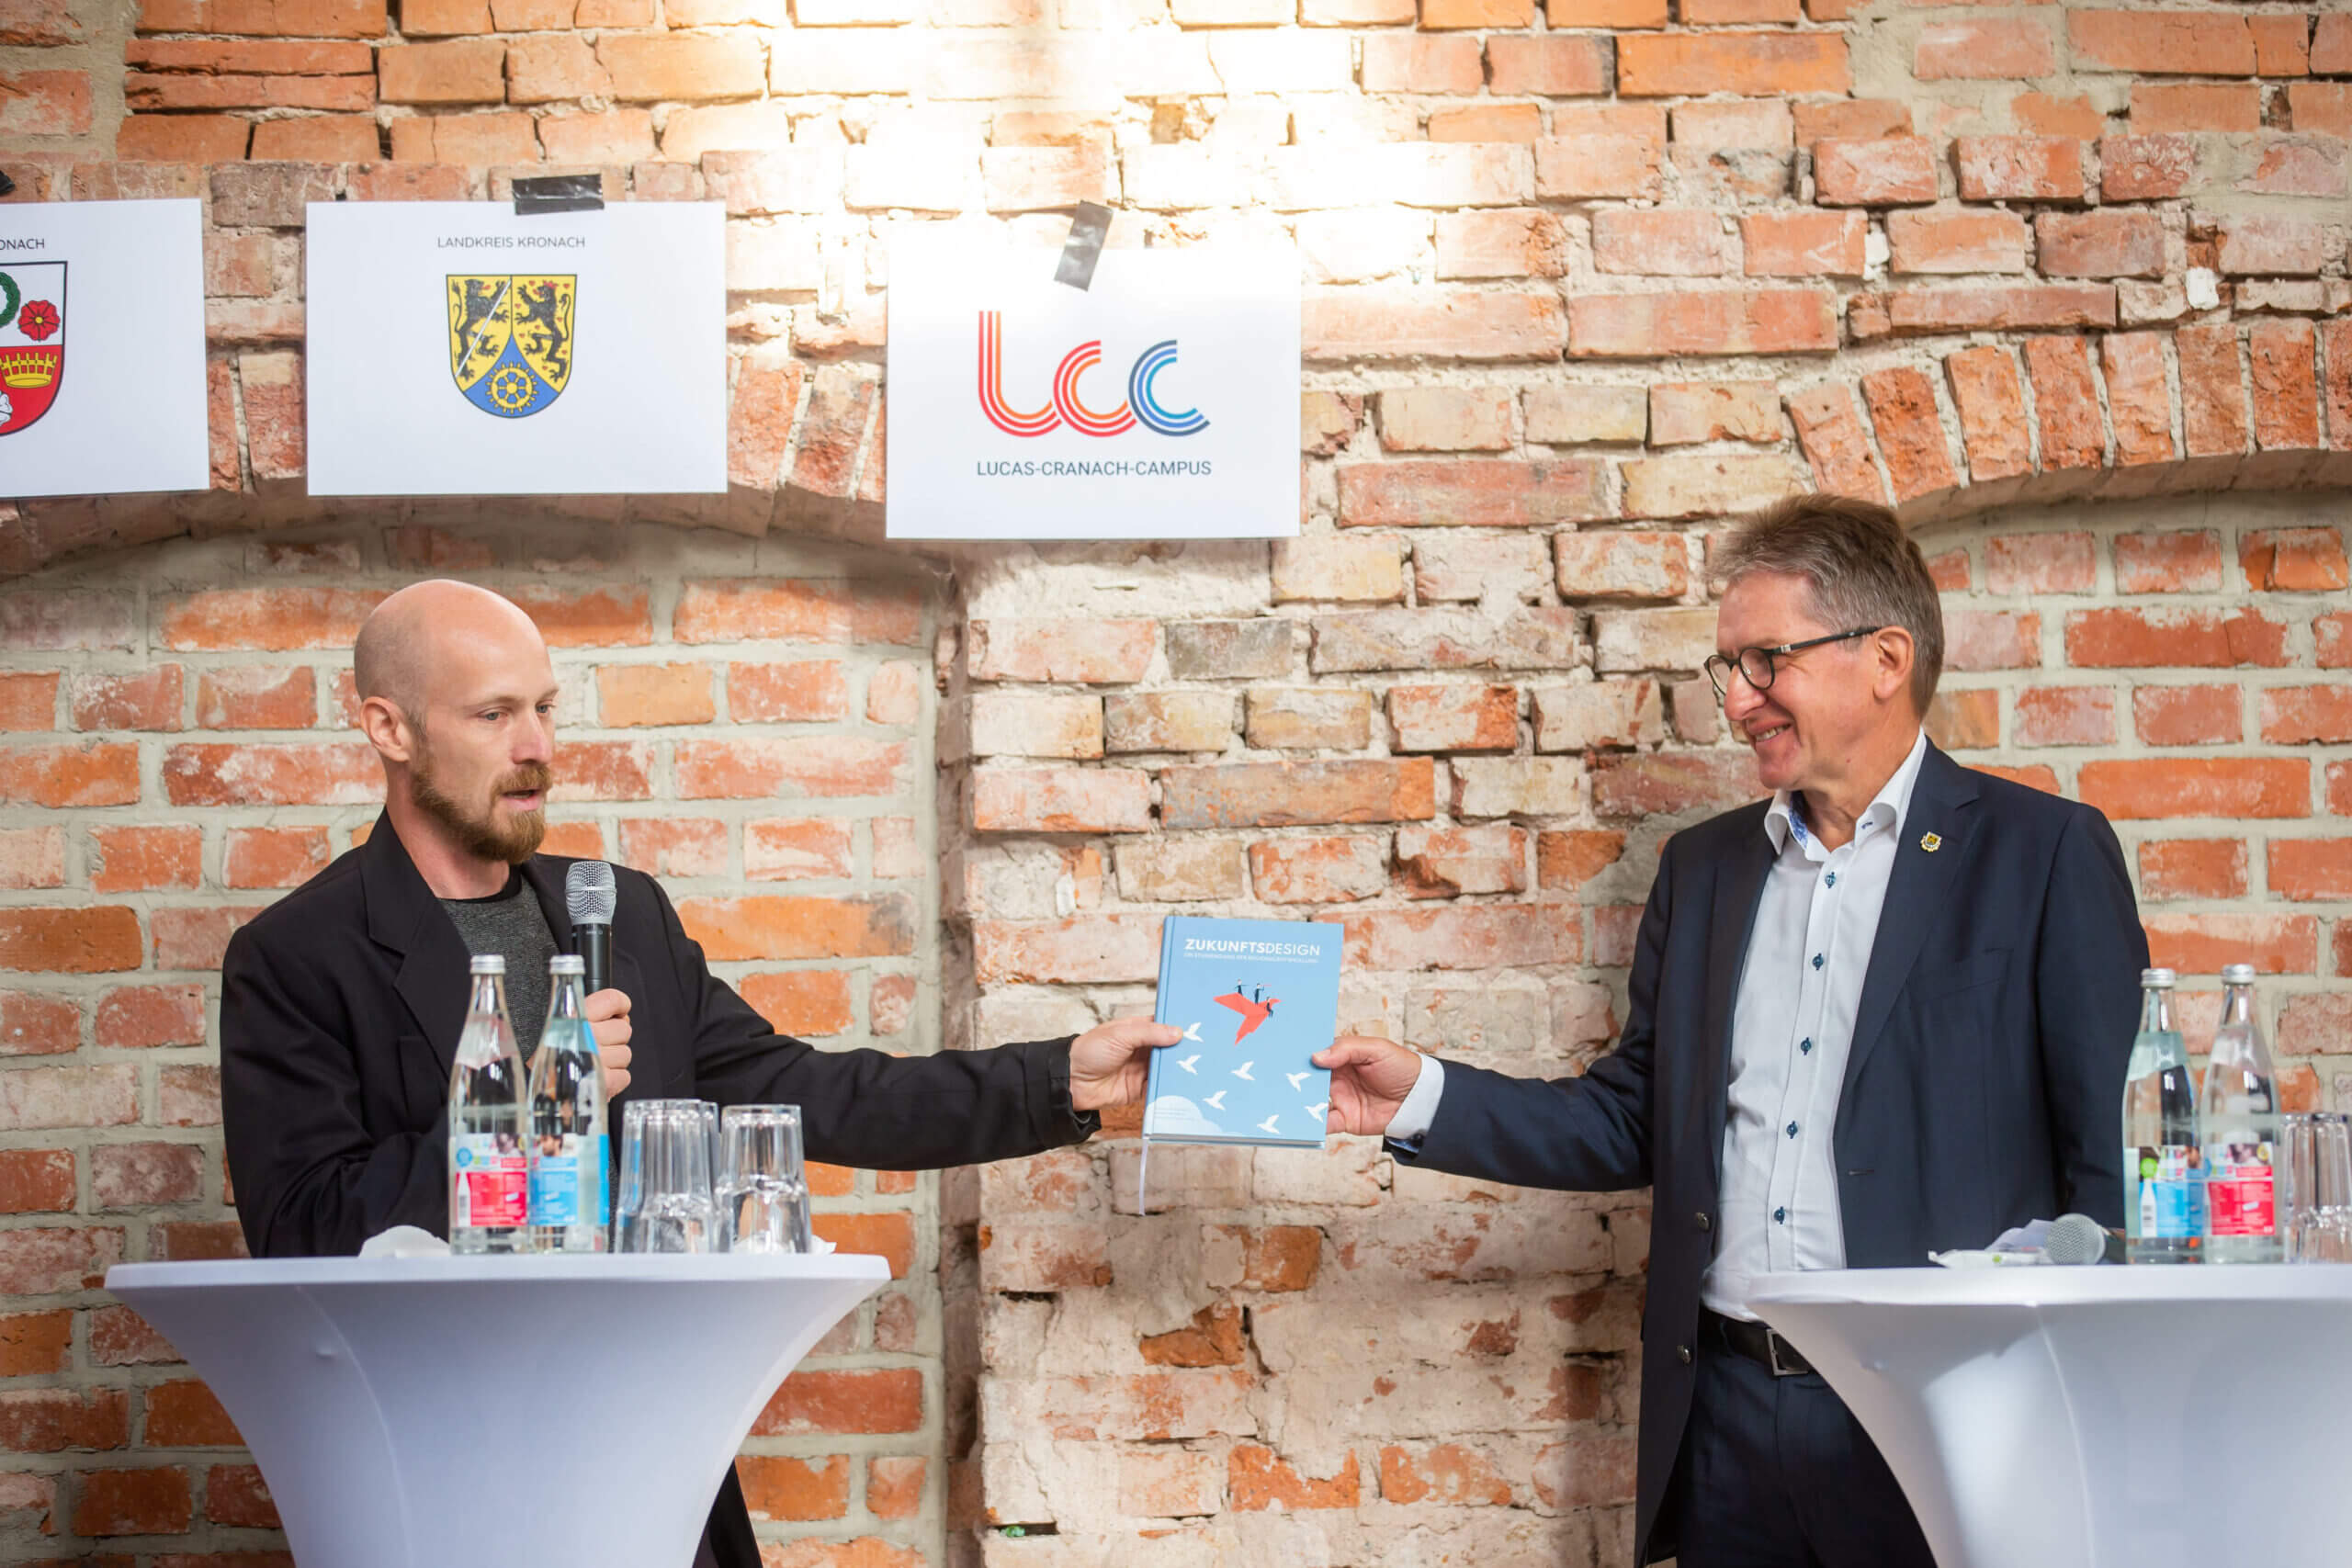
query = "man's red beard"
(412, 746, 552, 864)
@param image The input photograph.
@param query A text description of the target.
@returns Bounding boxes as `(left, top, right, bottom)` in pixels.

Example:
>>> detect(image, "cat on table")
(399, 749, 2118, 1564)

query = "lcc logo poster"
(886, 228, 1300, 540)
(305, 202, 724, 496)
(0, 199, 207, 499)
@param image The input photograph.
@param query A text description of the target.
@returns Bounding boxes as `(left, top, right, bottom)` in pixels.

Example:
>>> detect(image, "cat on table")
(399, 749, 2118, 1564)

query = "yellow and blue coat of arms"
(447, 274, 574, 419)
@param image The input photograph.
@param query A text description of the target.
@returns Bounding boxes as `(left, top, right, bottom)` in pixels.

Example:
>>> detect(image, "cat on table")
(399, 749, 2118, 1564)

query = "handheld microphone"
(2044, 1212, 2124, 1265)
(565, 860, 616, 997)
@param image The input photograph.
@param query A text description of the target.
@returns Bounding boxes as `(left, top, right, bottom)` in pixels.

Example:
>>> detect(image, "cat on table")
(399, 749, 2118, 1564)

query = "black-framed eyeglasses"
(1703, 627, 1884, 699)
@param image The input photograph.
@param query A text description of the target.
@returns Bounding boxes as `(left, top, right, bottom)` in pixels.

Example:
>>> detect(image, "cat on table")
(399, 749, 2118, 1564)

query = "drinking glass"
(2283, 1111, 2352, 1263)
(612, 1099, 717, 1254)
(717, 1104, 812, 1255)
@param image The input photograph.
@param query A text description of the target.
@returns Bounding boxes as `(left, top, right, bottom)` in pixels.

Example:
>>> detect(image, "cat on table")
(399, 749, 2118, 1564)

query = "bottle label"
(2206, 1142, 2276, 1237)
(529, 1132, 607, 1228)
(2127, 1144, 2203, 1241)
(453, 1134, 527, 1229)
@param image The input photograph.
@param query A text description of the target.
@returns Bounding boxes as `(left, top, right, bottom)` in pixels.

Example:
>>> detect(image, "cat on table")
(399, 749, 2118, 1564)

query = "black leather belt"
(1700, 1307, 1815, 1378)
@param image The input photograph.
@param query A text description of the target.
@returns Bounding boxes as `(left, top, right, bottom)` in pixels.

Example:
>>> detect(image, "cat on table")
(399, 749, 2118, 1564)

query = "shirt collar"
(1765, 728, 1930, 855)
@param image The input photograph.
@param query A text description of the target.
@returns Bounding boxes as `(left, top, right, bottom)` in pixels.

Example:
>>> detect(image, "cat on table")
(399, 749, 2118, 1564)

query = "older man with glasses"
(1314, 493, 2147, 1568)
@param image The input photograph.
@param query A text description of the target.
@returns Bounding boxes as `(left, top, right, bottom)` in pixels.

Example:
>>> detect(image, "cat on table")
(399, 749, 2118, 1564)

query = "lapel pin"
(1920, 831, 1942, 853)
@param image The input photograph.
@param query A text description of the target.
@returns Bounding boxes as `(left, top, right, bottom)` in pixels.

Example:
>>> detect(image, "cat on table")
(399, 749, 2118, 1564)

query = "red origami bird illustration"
(1214, 983, 1280, 1043)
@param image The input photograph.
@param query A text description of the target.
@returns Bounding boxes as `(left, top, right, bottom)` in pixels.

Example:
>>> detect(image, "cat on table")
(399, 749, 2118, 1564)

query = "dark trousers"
(1664, 1338, 1936, 1568)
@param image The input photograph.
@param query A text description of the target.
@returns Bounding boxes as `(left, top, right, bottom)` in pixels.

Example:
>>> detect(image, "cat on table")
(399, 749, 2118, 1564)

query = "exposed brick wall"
(0, 0, 2348, 1563)
(0, 526, 947, 1563)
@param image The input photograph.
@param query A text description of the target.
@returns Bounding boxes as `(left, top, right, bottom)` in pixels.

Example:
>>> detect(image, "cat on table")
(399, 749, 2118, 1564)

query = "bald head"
(355, 581, 546, 727)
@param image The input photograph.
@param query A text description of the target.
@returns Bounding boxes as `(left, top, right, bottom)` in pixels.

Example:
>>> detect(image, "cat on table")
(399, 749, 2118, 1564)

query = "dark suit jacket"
(220, 812, 1096, 1568)
(1394, 744, 2147, 1565)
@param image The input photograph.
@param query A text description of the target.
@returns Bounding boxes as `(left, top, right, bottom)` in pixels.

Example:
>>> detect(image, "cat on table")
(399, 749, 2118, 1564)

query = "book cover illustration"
(1143, 916, 1342, 1150)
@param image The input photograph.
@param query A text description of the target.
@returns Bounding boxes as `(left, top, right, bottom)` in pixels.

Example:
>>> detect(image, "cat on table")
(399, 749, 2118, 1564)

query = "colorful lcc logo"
(977, 311, 1206, 439)
(0, 263, 66, 439)
(447, 275, 574, 419)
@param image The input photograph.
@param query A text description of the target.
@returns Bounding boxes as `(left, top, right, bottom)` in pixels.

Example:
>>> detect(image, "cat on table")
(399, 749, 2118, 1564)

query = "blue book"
(1143, 917, 1341, 1157)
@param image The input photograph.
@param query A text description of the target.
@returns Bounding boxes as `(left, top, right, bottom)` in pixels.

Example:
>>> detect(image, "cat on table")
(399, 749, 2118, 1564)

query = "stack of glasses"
(2285, 1111, 2352, 1264)
(612, 1100, 814, 1255)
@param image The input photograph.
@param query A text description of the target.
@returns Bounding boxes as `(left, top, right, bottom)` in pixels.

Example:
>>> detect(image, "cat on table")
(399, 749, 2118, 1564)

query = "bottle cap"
(2221, 963, 2257, 984)
(2140, 967, 2175, 987)
(548, 954, 586, 976)
(469, 954, 506, 975)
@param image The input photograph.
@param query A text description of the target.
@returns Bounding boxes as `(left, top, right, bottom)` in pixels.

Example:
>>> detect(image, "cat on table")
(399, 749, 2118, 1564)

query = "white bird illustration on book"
(1304, 1101, 1329, 1120)
(1204, 1090, 1227, 1111)
(1231, 1061, 1254, 1081)
(1178, 1021, 1202, 1043)
(1175, 1055, 1201, 1074)
(1256, 1115, 1282, 1135)
(1285, 1071, 1310, 1090)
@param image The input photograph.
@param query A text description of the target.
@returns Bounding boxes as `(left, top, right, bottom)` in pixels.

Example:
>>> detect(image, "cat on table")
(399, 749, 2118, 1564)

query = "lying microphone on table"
(565, 860, 616, 997)
(2043, 1212, 2126, 1265)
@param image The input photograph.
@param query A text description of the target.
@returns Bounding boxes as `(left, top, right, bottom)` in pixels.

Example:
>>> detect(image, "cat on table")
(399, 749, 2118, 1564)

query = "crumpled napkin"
(359, 1225, 450, 1258)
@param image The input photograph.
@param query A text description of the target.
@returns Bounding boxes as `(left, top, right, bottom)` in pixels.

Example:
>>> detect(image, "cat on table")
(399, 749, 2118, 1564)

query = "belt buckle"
(1765, 1329, 1806, 1378)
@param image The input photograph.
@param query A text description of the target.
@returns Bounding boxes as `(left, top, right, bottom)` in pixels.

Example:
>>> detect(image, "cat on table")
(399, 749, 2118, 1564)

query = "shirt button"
(1774, 1206, 1788, 1224)
(1812, 953, 1825, 971)
(1800, 1037, 1813, 1055)
(1825, 872, 1837, 887)
(1694, 1212, 1711, 1232)
(1678, 1345, 1693, 1365)
(1786, 1121, 1799, 1139)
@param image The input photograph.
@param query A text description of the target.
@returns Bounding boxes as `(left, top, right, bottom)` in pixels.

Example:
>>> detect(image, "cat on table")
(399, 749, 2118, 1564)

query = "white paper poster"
(305, 202, 726, 496)
(886, 230, 1300, 540)
(0, 199, 208, 499)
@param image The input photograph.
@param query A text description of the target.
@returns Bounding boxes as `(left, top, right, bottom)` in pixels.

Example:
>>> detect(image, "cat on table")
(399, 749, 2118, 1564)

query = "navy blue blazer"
(1395, 742, 2147, 1565)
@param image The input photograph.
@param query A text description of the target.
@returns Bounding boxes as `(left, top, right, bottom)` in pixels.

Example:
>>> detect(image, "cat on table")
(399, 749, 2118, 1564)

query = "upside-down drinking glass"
(613, 1099, 717, 1254)
(717, 1105, 811, 1255)
(2285, 1111, 2352, 1263)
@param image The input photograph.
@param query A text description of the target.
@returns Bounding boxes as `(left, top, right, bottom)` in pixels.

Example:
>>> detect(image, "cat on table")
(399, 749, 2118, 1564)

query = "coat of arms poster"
(0, 199, 208, 499)
(305, 202, 724, 496)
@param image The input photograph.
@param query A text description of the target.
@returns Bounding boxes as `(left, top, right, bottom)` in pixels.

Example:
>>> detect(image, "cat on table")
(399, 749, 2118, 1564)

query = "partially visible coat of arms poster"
(0, 199, 207, 498)
(305, 202, 724, 496)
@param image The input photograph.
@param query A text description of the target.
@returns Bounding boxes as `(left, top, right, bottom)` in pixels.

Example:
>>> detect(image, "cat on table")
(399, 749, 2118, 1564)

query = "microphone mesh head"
(565, 859, 616, 924)
(2043, 1213, 2109, 1265)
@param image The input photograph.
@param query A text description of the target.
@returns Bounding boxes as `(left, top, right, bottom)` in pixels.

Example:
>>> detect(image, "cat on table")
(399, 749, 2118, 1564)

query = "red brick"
(1786, 383, 1886, 502)
(752, 1369, 924, 1436)
(1162, 759, 1435, 830)
(1484, 34, 1611, 96)
(0, 1149, 74, 1213)
(0, 0, 80, 44)
(2112, 532, 2224, 595)
(91, 1143, 202, 1210)
(222, 826, 331, 888)
(2079, 759, 2308, 820)
(0, 1309, 71, 1375)
(2132, 684, 2243, 746)
(1386, 685, 1518, 753)
(970, 769, 1150, 833)
(2213, 215, 2330, 277)
(1428, 105, 1543, 144)
(1885, 284, 2115, 335)
(1953, 135, 2086, 200)
(1944, 610, 2041, 671)
(2102, 333, 2178, 467)
(159, 1066, 221, 1128)
(2070, 10, 2256, 76)
(70, 667, 183, 732)
(2130, 83, 2260, 134)
(1249, 836, 1389, 905)
(2290, 84, 2352, 139)
(1567, 289, 1837, 357)
(160, 589, 384, 653)
(738, 1455, 850, 1523)
(2099, 134, 2197, 200)
(1394, 824, 1531, 897)
(1985, 531, 2094, 596)
(0, 742, 137, 808)
(90, 826, 202, 893)
(2064, 607, 2289, 669)
(1884, 209, 2027, 275)
(598, 32, 764, 101)
(2242, 527, 2347, 592)
(729, 661, 849, 723)
(1590, 209, 1736, 276)
(1546, 0, 1661, 22)
(0, 69, 90, 135)
(2022, 336, 2105, 471)
(0, 1227, 122, 1295)
(2010, 685, 2112, 747)
(1337, 460, 1608, 528)
(73, 1466, 192, 1536)
(0, 908, 144, 974)
(1814, 137, 1937, 206)
(964, 619, 1152, 683)
(2035, 210, 2164, 277)
(0, 671, 55, 732)
(1615, 32, 1849, 96)
(194, 666, 315, 730)
(1229, 1446, 1360, 1511)
(1376, 389, 1514, 453)
(1360, 34, 1481, 94)
(2139, 839, 2248, 901)
(1860, 367, 1957, 503)
(118, 115, 250, 161)
(673, 580, 921, 649)
(1589, 750, 1762, 815)
(1532, 133, 1664, 201)
(96, 985, 205, 1050)
(2318, 13, 2352, 73)
(2252, 13, 2312, 75)
(2247, 322, 2324, 454)
(0, 828, 62, 890)
(739, 971, 852, 1038)
(153, 908, 266, 972)
(1216, 1224, 1324, 1290)
(1434, 209, 1570, 280)
(2335, 762, 2352, 819)
(1305, 289, 1568, 362)
(742, 818, 854, 882)
(1945, 348, 2032, 484)
(617, 818, 728, 879)
(503, 586, 652, 650)
(0, 1388, 128, 1451)
(674, 895, 915, 962)
(162, 742, 378, 807)
(1740, 210, 1865, 276)
(675, 736, 907, 801)
(2146, 913, 2316, 976)
(389, 110, 538, 164)
(2321, 613, 2352, 670)
(2261, 685, 2352, 745)
(143, 1380, 240, 1446)
(1916, 17, 2053, 80)
(1555, 532, 1690, 602)
(204, 1463, 277, 1529)
(2272, 840, 2352, 902)
(151, 1220, 248, 1261)
(2177, 324, 2248, 459)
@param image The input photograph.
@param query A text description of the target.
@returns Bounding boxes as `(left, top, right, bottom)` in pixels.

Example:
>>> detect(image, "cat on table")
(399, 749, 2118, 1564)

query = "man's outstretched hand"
(1312, 1035, 1426, 1136)
(1068, 1018, 1186, 1112)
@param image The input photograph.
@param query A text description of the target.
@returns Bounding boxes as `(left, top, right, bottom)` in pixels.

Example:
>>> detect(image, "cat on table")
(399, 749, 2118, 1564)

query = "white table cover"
(1750, 1265, 2352, 1568)
(107, 1252, 891, 1568)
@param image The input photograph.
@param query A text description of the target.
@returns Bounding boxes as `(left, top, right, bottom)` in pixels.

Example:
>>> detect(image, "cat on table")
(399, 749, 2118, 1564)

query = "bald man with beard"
(219, 581, 1177, 1568)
